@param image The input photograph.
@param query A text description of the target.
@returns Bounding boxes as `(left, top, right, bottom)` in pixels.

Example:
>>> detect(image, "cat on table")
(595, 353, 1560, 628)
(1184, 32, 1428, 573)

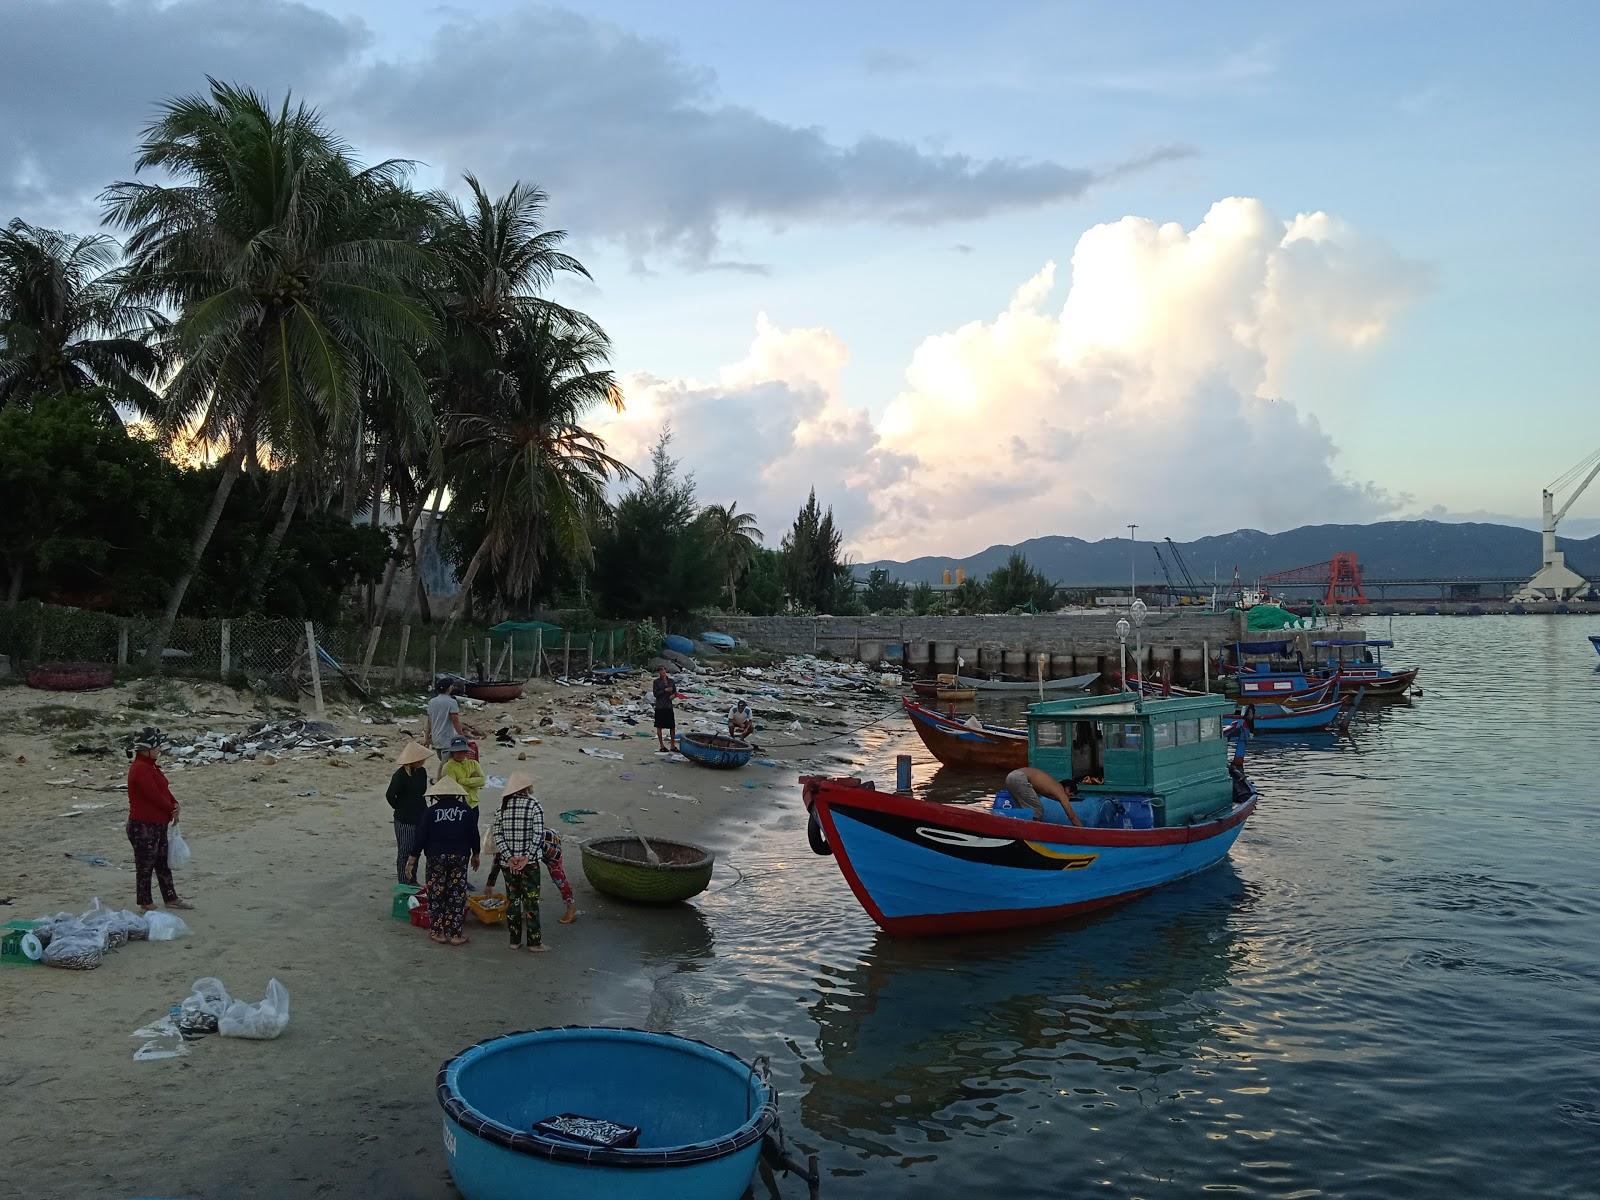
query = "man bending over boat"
(1003, 767, 1084, 827)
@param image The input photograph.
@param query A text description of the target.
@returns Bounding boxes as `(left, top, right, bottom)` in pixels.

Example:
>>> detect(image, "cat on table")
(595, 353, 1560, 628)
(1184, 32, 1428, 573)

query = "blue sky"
(4, 1, 1596, 554)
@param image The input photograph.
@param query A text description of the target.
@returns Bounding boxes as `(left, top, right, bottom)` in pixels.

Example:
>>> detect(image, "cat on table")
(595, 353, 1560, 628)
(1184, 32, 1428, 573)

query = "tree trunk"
(729, 566, 738, 615)
(6, 564, 24, 608)
(439, 538, 490, 643)
(146, 446, 245, 667)
(371, 472, 435, 625)
(340, 411, 365, 522)
(246, 475, 300, 608)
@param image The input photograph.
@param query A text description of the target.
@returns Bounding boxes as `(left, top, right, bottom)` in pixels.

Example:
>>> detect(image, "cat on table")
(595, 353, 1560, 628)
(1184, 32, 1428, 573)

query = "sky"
(3, 0, 1597, 558)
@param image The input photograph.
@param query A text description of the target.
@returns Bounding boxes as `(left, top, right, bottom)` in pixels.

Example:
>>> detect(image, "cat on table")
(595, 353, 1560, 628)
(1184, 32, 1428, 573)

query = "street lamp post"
(1116, 617, 1130, 697)
(1130, 599, 1147, 710)
(1127, 523, 1138, 606)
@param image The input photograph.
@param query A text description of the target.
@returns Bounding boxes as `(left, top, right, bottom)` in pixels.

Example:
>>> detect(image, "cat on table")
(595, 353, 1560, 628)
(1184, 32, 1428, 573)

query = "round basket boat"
(436, 1027, 776, 1200)
(462, 680, 525, 703)
(677, 733, 752, 770)
(25, 662, 114, 691)
(581, 837, 714, 904)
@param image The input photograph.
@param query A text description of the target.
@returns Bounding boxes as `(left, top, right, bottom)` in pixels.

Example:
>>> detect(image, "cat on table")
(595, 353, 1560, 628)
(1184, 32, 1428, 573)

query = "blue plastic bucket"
(1111, 797, 1155, 829)
(437, 1027, 775, 1200)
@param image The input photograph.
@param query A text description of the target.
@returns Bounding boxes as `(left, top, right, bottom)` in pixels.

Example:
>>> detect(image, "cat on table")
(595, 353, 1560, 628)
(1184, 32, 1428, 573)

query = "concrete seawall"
(709, 612, 1354, 685)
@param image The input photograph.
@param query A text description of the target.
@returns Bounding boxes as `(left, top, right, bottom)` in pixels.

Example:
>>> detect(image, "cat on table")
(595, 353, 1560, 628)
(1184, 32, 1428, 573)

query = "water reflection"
(801, 864, 1248, 1153)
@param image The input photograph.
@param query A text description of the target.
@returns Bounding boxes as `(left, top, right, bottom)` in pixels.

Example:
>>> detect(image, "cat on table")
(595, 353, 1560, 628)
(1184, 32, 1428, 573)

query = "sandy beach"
(1, 666, 883, 1199)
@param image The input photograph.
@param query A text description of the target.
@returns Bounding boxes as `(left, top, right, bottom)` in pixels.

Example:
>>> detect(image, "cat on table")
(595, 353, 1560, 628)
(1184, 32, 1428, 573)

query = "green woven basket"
(580, 836, 715, 904)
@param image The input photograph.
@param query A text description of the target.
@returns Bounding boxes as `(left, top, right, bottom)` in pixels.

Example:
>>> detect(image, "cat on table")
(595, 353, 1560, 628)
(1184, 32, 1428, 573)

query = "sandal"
(449, 935, 469, 946)
(526, 943, 549, 953)
(428, 933, 448, 944)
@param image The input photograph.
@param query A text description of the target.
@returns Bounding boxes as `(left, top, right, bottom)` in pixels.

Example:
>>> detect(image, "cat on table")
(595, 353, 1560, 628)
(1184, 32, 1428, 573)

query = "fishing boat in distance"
(1225, 689, 1362, 737)
(902, 699, 1029, 771)
(1310, 639, 1419, 696)
(953, 670, 1100, 693)
(805, 692, 1258, 936)
(1588, 634, 1600, 657)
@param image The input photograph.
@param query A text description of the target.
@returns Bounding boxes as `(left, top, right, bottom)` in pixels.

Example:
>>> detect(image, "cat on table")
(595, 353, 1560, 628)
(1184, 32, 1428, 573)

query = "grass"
(30, 704, 103, 731)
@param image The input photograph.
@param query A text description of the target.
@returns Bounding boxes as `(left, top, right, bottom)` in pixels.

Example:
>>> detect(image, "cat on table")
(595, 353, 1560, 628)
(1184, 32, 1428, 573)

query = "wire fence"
(0, 602, 660, 701)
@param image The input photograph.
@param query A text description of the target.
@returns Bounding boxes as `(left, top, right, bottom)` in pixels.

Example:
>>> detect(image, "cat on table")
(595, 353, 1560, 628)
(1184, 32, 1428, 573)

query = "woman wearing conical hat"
(407, 775, 479, 946)
(386, 742, 430, 885)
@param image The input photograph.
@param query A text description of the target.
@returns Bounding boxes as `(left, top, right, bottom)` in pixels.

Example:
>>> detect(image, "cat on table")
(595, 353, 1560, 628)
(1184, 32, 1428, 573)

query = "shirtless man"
(1002, 766, 1084, 827)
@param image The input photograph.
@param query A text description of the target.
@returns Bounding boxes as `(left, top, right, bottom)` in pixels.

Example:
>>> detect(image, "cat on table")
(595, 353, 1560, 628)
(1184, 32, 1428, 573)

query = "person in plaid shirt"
(492, 772, 549, 952)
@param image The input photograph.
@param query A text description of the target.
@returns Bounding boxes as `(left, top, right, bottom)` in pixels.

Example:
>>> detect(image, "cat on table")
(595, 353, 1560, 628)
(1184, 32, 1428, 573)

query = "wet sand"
(1, 671, 880, 1199)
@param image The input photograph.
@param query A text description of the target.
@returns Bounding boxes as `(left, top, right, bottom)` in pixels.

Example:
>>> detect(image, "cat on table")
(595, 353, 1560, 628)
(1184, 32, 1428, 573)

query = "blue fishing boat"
(1309, 639, 1419, 696)
(678, 733, 754, 769)
(802, 692, 1257, 936)
(1225, 689, 1360, 737)
(1218, 640, 1342, 703)
(436, 1027, 814, 1200)
(1589, 634, 1600, 657)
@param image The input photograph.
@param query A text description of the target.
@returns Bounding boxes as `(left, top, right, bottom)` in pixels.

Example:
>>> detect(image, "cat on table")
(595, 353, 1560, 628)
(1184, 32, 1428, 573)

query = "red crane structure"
(1259, 551, 1369, 606)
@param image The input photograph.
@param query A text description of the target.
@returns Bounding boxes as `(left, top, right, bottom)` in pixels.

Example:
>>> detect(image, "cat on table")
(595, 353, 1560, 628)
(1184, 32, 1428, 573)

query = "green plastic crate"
(1, 919, 41, 966)
(391, 884, 421, 921)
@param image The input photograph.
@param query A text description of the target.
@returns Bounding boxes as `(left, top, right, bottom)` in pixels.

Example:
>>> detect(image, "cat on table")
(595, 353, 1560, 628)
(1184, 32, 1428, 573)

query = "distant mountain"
(855, 521, 1600, 587)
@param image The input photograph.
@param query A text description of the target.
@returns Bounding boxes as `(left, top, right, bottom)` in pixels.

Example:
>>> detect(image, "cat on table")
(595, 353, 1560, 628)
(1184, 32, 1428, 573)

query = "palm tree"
(441, 309, 629, 635)
(703, 502, 764, 613)
(103, 80, 437, 659)
(0, 219, 162, 413)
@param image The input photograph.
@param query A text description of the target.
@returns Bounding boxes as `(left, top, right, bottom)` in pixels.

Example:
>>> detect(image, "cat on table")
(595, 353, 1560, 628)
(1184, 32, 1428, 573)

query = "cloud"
(345, 6, 1158, 266)
(861, 48, 920, 76)
(611, 198, 1426, 558)
(595, 316, 910, 541)
(0, 0, 369, 224)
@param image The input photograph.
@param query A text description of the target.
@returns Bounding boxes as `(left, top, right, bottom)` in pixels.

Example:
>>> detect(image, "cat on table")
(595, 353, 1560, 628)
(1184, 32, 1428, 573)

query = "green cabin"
(1025, 691, 1235, 826)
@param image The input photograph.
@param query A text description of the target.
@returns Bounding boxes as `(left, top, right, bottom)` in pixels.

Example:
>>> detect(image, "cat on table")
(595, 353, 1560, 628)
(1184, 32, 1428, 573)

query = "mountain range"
(855, 520, 1600, 588)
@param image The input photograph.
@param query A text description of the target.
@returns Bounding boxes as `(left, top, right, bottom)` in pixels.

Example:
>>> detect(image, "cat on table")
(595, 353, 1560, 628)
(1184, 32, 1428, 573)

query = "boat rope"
(757, 702, 905, 748)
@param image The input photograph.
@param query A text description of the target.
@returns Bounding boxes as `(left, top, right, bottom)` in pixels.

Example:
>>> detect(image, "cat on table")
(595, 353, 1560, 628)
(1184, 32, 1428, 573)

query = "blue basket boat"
(678, 732, 754, 770)
(437, 1027, 779, 1200)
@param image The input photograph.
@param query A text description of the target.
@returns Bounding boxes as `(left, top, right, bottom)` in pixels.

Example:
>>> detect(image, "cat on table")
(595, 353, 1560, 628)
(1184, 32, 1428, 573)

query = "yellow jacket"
(443, 756, 487, 808)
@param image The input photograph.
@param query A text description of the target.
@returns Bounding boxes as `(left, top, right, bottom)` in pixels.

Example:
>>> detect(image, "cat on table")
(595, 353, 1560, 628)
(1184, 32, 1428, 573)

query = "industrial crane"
(1164, 538, 1204, 600)
(1515, 444, 1600, 601)
(1152, 545, 1178, 606)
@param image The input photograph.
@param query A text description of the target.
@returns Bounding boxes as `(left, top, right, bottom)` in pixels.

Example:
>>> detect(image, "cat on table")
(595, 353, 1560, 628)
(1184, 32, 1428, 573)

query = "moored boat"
(677, 732, 753, 769)
(1591, 634, 1600, 657)
(807, 691, 1257, 936)
(902, 699, 1029, 771)
(953, 671, 1100, 693)
(1225, 690, 1360, 736)
(1310, 639, 1418, 696)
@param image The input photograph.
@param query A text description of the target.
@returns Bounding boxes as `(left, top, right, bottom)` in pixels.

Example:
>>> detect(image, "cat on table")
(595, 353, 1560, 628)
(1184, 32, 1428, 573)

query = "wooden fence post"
(304, 622, 325, 717)
(220, 620, 231, 681)
(395, 625, 411, 690)
(563, 633, 571, 678)
(533, 630, 543, 679)
(117, 622, 129, 668)
(429, 635, 438, 686)
(508, 640, 515, 677)
(460, 638, 468, 677)
(360, 624, 383, 686)
(482, 636, 491, 678)
(608, 629, 615, 665)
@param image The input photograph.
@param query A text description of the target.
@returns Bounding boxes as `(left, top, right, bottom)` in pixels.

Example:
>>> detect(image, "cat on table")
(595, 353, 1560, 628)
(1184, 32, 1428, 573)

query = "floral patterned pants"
(542, 840, 574, 906)
(504, 865, 542, 947)
(427, 853, 470, 939)
(127, 820, 177, 907)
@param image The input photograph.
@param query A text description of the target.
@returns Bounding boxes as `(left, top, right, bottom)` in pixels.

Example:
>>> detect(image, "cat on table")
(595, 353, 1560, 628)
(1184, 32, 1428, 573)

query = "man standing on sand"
(427, 677, 464, 774)
(652, 665, 677, 752)
(126, 728, 194, 914)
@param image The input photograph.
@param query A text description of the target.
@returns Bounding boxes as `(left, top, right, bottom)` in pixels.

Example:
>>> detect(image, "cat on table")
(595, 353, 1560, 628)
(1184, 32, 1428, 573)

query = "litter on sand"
(559, 809, 598, 824)
(580, 747, 625, 761)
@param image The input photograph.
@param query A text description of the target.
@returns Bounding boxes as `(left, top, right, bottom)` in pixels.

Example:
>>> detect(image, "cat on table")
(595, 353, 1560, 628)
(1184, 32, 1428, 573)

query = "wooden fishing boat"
(1591, 634, 1600, 657)
(807, 692, 1257, 936)
(678, 732, 753, 769)
(953, 671, 1100, 693)
(932, 672, 976, 702)
(1310, 639, 1419, 696)
(902, 699, 1028, 771)
(910, 678, 941, 699)
(1232, 667, 1341, 704)
(462, 679, 526, 702)
(1225, 690, 1360, 736)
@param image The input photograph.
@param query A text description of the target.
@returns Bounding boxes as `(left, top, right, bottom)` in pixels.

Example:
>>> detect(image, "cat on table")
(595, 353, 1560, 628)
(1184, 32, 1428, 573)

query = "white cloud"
(610, 198, 1426, 559)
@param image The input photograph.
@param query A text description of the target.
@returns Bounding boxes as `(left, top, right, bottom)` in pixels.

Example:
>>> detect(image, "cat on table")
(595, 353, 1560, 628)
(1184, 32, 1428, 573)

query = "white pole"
(304, 622, 325, 717)
(1127, 523, 1138, 606)
(1203, 639, 1211, 693)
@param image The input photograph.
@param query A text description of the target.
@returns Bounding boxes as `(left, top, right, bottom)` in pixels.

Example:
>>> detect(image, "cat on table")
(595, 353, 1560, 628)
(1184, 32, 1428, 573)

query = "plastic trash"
(144, 911, 192, 941)
(218, 978, 291, 1040)
(580, 747, 625, 761)
(167, 822, 192, 869)
(18, 931, 42, 961)
(42, 927, 105, 970)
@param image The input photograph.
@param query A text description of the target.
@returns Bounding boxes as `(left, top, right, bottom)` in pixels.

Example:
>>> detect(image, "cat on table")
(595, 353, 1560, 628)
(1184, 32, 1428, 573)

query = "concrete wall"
(709, 611, 1301, 685)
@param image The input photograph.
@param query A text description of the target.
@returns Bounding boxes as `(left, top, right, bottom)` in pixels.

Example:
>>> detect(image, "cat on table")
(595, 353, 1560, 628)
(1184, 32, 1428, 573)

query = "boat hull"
(902, 700, 1028, 771)
(1230, 695, 1349, 734)
(1322, 666, 1417, 696)
(953, 671, 1099, 693)
(804, 778, 1256, 937)
(1591, 634, 1600, 657)
(678, 733, 753, 769)
(1234, 673, 1339, 704)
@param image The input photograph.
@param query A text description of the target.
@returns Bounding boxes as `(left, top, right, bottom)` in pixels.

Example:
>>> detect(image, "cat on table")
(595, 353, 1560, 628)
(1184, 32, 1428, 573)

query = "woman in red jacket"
(126, 729, 192, 913)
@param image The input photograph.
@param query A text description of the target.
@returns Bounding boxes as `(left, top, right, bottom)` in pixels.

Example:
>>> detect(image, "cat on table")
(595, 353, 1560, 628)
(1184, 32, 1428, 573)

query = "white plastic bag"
(218, 978, 290, 1040)
(167, 822, 192, 869)
(144, 911, 191, 941)
(180, 977, 231, 1033)
(42, 927, 106, 970)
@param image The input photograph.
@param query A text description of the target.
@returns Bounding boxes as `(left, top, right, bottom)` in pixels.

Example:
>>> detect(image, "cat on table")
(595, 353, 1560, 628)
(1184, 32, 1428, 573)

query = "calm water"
(611, 617, 1600, 1198)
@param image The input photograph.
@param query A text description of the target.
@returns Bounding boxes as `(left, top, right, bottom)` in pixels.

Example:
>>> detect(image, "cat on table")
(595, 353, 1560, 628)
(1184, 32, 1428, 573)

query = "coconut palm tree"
(441, 309, 629, 635)
(102, 80, 438, 659)
(703, 502, 764, 613)
(0, 219, 162, 414)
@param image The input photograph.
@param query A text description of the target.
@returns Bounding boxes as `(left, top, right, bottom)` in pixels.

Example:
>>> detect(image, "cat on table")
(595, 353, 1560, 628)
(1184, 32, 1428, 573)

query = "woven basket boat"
(25, 662, 114, 691)
(678, 732, 753, 770)
(580, 836, 714, 904)
(462, 680, 525, 703)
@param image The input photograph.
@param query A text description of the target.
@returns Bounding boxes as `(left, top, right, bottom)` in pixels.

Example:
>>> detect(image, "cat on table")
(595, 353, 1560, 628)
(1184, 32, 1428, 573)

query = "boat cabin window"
(1153, 722, 1175, 750)
(1176, 719, 1200, 746)
(1035, 720, 1065, 747)
(1102, 721, 1142, 751)
(1199, 715, 1221, 741)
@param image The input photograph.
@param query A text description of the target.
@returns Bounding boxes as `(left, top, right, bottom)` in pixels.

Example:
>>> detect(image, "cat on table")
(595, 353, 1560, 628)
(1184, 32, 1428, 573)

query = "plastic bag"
(167, 822, 192, 869)
(144, 911, 191, 941)
(42, 929, 105, 970)
(218, 978, 290, 1040)
(180, 977, 231, 1033)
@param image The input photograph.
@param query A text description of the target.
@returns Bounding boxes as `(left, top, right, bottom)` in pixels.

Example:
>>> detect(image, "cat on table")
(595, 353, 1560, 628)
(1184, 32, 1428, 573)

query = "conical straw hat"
(500, 771, 536, 798)
(395, 741, 429, 766)
(426, 775, 468, 798)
